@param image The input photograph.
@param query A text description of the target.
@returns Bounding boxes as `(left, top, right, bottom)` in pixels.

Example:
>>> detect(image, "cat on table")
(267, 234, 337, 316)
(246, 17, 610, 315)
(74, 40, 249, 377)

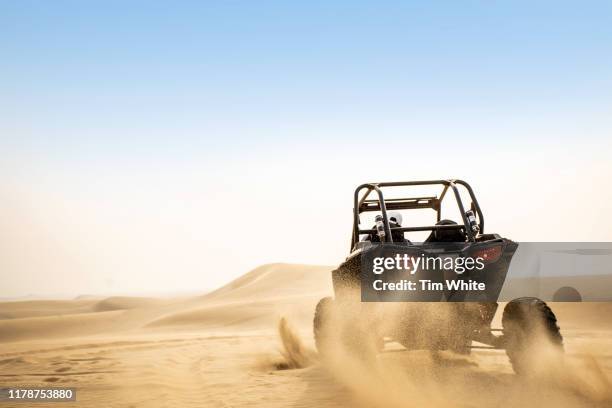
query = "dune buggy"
(314, 180, 563, 374)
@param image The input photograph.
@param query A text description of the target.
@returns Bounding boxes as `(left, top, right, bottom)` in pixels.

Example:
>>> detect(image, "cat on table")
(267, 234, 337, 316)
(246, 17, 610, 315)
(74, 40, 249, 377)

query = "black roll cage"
(351, 180, 484, 249)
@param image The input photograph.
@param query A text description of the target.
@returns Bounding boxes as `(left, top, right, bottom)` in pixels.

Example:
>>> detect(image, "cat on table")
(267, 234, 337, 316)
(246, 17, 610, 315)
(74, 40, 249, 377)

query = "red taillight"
(472, 245, 503, 264)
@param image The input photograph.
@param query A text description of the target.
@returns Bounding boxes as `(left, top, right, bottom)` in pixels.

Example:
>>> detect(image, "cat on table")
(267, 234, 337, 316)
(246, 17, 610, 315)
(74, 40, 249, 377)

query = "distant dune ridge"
(1, 263, 611, 407)
(0, 263, 334, 342)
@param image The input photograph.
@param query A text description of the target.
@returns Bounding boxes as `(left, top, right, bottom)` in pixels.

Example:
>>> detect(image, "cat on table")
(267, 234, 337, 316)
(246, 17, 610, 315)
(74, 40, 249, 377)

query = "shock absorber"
(465, 210, 480, 234)
(374, 214, 386, 242)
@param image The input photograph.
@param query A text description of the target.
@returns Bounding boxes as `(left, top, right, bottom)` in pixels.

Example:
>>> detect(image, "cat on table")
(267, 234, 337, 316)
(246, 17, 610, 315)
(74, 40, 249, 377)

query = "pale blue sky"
(1, 1, 611, 296)
(2, 1, 611, 158)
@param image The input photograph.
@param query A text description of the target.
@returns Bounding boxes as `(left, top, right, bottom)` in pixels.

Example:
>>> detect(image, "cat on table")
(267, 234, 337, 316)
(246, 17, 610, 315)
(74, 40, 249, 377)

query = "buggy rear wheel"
(502, 297, 563, 375)
(313, 297, 335, 358)
(313, 297, 380, 361)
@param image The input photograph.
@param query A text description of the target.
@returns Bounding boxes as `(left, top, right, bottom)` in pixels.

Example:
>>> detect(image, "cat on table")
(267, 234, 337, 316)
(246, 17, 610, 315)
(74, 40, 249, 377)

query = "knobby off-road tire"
(313, 297, 335, 358)
(313, 297, 379, 362)
(502, 297, 563, 375)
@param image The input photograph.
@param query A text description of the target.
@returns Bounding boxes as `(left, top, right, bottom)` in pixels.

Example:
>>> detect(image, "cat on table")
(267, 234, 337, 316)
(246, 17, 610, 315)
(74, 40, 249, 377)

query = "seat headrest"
(425, 219, 466, 243)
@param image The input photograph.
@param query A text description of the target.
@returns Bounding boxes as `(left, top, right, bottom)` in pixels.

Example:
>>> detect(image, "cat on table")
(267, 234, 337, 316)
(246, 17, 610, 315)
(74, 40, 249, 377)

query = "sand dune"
(201, 263, 333, 301)
(0, 299, 100, 320)
(1, 263, 611, 407)
(0, 310, 125, 343)
(0, 264, 333, 339)
(0, 296, 165, 320)
(148, 263, 333, 331)
(92, 296, 166, 312)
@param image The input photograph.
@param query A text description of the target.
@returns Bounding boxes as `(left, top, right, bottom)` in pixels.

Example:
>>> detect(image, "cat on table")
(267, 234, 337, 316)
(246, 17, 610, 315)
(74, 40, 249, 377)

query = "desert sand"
(1, 263, 611, 407)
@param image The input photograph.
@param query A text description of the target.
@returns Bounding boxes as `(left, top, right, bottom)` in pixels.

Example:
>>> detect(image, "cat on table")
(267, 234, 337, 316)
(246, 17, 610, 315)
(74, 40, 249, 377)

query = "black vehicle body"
(314, 180, 563, 372)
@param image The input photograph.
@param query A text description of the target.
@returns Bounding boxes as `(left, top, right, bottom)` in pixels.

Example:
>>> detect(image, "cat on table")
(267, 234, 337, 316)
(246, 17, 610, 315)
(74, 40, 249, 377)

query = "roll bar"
(351, 179, 484, 250)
